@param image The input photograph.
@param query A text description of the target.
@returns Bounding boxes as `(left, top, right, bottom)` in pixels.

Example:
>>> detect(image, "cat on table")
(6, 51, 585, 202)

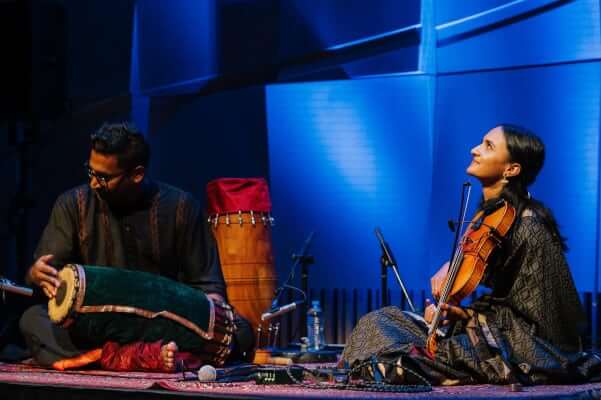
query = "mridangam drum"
(48, 264, 234, 366)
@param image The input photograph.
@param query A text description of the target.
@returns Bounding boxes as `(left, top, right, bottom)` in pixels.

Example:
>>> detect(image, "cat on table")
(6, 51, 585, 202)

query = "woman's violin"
(426, 198, 516, 355)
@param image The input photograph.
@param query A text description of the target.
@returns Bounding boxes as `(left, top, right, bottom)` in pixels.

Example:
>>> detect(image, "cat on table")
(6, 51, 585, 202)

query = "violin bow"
(428, 182, 472, 337)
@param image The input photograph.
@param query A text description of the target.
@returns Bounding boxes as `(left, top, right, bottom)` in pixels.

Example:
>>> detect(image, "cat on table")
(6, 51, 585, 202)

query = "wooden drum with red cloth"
(207, 178, 277, 334)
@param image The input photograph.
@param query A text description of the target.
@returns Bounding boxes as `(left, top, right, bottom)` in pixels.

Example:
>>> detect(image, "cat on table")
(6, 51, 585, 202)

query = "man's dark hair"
(90, 122, 150, 169)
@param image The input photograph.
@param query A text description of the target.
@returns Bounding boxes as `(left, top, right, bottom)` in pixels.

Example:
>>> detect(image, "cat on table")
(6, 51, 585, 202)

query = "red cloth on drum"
(206, 178, 271, 214)
(100, 341, 202, 372)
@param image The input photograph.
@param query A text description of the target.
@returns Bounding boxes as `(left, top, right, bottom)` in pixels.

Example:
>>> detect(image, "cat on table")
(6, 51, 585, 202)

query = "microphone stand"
(254, 233, 315, 366)
(295, 253, 314, 335)
(270, 232, 315, 311)
(257, 232, 314, 355)
(381, 253, 388, 308)
(374, 228, 415, 313)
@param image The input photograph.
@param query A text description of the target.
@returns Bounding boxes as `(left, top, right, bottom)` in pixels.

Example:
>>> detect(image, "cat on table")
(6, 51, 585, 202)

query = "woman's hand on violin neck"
(431, 261, 450, 300)
(424, 299, 469, 325)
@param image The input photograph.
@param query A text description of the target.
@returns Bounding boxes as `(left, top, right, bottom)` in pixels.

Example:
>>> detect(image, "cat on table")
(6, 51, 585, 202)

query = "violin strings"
(430, 185, 472, 331)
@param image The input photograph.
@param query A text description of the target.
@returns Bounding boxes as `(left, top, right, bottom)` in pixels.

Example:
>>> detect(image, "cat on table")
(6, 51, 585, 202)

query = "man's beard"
(95, 188, 121, 208)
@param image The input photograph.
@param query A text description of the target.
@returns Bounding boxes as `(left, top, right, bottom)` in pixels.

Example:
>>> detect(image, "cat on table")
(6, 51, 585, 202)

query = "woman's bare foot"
(161, 341, 178, 371)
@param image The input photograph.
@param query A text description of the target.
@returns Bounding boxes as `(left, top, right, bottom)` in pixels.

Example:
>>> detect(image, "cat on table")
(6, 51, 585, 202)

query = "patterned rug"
(1, 362, 601, 399)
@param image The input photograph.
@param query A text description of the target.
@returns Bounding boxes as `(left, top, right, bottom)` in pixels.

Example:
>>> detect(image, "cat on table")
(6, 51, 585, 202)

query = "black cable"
(283, 360, 432, 393)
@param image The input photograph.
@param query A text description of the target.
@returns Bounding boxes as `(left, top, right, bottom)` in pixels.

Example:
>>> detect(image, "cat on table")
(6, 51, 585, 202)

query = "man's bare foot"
(161, 341, 178, 371)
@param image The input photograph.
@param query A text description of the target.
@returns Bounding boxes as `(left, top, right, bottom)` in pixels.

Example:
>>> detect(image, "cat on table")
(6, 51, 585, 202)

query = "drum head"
(48, 265, 78, 325)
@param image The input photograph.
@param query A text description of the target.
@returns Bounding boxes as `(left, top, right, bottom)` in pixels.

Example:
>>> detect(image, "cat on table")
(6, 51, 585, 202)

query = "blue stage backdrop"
(431, 0, 601, 292)
(266, 76, 434, 293)
(125, 0, 601, 299)
(266, 68, 600, 297)
(133, 0, 216, 95)
(279, 0, 419, 59)
(265, 0, 601, 297)
(147, 86, 270, 205)
(432, 62, 601, 293)
(436, 0, 600, 73)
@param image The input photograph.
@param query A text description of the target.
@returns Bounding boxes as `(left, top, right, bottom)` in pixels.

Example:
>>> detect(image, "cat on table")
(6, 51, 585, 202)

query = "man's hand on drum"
(424, 298, 469, 325)
(27, 254, 59, 298)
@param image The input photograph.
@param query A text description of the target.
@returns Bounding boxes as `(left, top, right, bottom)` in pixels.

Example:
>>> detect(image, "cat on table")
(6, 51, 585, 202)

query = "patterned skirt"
(341, 306, 601, 385)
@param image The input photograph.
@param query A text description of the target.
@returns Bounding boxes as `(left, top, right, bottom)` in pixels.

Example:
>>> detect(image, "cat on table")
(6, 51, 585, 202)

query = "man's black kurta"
(35, 180, 225, 297)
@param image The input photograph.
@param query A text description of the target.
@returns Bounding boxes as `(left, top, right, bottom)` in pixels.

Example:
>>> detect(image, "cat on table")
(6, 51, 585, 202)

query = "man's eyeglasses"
(84, 162, 126, 188)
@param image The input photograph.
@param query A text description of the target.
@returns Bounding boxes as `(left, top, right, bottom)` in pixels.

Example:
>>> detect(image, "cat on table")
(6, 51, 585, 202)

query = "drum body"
(207, 178, 277, 335)
(210, 212, 277, 332)
(48, 264, 234, 366)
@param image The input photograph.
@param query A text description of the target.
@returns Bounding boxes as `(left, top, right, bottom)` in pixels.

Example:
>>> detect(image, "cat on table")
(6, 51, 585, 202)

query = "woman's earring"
(501, 174, 509, 184)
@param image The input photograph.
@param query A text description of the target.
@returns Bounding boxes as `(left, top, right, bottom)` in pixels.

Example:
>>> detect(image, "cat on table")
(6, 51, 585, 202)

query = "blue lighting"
(267, 77, 433, 292)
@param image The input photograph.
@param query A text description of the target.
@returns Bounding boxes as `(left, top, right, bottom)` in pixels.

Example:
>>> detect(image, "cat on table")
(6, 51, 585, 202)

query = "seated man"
(20, 122, 253, 371)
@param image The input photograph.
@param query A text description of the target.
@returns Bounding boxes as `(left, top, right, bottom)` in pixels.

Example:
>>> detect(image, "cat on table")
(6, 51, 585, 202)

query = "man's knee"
(19, 304, 84, 366)
(19, 304, 48, 337)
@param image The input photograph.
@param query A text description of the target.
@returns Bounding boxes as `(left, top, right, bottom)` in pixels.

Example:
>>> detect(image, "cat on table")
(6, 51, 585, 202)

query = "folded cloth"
(51, 340, 204, 372)
(52, 348, 102, 370)
(100, 341, 202, 372)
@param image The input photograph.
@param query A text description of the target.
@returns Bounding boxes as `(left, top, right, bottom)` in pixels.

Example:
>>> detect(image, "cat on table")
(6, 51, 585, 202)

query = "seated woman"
(342, 124, 600, 385)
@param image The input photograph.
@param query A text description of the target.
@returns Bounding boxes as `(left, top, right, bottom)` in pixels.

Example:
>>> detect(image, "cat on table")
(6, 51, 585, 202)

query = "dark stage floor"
(1, 362, 601, 400)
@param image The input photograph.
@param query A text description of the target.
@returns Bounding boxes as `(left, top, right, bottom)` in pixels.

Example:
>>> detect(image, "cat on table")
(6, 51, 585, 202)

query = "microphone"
(0, 278, 33, 297)
(197, 365, 218, 382)
(261, 300, 304, 321)
(188, 364, 256, 382)
(297, 231, 315, 259)
(374, 227, 397, 268)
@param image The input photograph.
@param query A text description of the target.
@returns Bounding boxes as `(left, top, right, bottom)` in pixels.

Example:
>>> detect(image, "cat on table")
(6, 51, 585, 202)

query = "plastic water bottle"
(306, 300, 326, 351)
